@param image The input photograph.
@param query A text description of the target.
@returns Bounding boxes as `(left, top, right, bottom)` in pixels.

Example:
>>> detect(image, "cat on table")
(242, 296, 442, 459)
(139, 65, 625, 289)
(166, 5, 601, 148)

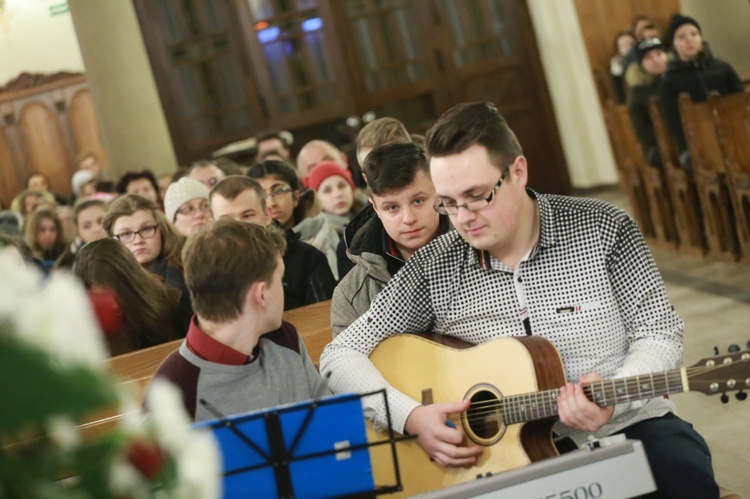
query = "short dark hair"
(116, 169, 160, 197)
(209, 176, 267, 212)
(247, 160, 301, 191)
(182, 219, 286, 323)
(363, 142, 429, 196)
(425, 102, 523, 172)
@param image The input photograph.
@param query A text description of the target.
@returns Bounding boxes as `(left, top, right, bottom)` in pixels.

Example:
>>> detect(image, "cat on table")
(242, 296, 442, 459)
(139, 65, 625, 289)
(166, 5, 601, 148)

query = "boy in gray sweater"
(148, 219, 330, 422)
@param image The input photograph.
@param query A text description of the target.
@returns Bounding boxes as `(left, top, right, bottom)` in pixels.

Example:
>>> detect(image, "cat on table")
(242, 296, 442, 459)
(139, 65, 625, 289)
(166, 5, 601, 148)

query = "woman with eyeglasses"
(163, 177, 211, 237)
(248, 160, 341, 279)
(103, 194, 193, 331)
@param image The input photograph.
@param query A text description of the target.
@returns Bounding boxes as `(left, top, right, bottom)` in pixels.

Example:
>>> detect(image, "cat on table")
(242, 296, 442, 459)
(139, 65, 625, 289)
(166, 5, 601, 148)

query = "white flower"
(46, 416, 80, 451)
(0, 253, 42, 324)
(144, 379, 193, 453)
(0, 254, 108, 367)
(173, 431, 222, 499)
(109, 457, 150, 497)
(144, 379, 221, 499)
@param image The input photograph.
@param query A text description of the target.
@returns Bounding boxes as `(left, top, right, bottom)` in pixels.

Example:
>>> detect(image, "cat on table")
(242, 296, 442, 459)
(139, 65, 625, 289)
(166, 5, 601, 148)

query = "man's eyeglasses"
(114, 224, 159, 244)
(434, 170, 509, 215)
(265, 186, 293, 199)
(176, 201, 210, 217)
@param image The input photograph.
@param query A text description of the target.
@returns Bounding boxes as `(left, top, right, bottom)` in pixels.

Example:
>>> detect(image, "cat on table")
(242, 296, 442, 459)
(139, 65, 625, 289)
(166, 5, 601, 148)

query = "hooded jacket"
(281, 228, 336, 310)
(658, 46, 743, 154)
(292, 188, 340, 279)
(331, 205, 450, 337)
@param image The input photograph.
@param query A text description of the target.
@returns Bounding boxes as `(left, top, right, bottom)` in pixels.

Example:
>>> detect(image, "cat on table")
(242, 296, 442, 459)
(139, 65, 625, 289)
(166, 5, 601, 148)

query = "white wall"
(0, 0, 85, 84)
(67, 0, 178, 175)
(680, 0, 750, 73)
(527, 0, 619, 189)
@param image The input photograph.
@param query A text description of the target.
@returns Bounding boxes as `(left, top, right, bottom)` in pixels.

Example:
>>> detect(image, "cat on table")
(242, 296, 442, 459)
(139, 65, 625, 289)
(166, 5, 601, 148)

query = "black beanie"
(637, 37, 666, 63)
(667, 15, 701, 45)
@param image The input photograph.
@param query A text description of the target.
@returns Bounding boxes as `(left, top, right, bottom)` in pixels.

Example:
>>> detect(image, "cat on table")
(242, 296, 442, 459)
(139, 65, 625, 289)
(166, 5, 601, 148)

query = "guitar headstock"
(687, 350, 750, 399)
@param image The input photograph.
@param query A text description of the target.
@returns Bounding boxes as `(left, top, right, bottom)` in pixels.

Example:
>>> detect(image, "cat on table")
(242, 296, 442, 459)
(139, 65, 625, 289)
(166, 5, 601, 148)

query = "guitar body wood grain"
(367, 333, 566, 497)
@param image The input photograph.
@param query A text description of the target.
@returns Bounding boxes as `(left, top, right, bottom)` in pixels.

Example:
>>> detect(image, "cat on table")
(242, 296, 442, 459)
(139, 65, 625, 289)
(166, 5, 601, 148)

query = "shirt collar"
(474, 189, 556, 270)
(185, 315, 256, 365)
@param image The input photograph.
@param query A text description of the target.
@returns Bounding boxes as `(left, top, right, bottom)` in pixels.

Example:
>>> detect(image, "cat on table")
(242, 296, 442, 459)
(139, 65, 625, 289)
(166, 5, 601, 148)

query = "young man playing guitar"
(320, 102, 718, 497)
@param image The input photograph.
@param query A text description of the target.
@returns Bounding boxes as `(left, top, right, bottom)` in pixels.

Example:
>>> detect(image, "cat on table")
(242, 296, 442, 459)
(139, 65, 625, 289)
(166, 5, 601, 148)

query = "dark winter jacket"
(330, 205, 450, 337)
(659, 49, 743, 154)
(281, 229, 336, 311)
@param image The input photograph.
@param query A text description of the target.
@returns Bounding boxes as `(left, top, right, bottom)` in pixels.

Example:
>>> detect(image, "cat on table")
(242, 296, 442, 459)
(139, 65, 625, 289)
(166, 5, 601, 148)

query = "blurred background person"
(74, 238, 185, 355)
(163, 177, 211, 238)
(24, 209, 66, 270)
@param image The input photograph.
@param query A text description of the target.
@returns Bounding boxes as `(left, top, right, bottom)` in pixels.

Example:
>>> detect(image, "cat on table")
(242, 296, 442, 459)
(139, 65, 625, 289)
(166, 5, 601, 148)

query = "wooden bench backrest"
(678, 92, 726, 173)
(73, 300, 335, 440)
(648, 96, 683, 173)
(709, 91, 750, 176)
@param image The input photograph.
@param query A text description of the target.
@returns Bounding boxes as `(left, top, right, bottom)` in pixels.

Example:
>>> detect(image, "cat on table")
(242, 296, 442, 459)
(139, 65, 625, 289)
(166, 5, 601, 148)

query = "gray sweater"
(150, 321, 331, 422)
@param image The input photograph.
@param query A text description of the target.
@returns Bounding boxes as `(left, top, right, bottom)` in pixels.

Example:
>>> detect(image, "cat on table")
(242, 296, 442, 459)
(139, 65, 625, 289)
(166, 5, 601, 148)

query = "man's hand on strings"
(404, 400, 483, 467)
(557, 373, 615, 432)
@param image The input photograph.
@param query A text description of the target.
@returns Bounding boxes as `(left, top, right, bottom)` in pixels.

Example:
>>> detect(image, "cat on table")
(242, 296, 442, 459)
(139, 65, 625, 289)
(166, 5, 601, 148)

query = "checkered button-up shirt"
(321, 192, 682, 445)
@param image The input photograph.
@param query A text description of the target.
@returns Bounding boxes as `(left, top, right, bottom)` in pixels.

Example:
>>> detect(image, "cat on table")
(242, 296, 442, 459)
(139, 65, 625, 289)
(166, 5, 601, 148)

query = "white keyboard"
(416, 439, 655, 499)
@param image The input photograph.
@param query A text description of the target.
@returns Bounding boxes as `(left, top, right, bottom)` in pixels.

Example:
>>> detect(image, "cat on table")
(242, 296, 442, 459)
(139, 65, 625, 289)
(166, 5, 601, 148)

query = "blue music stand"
(195, 391, 408, 498)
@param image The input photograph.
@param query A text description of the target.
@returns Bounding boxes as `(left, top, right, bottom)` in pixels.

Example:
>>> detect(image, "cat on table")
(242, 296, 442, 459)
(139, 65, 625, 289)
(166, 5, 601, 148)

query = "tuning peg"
(721, 393, 729, 404)
(714, 346, 720, 355)
(728, 344, 740, 353)
(736, 391, 747, 401)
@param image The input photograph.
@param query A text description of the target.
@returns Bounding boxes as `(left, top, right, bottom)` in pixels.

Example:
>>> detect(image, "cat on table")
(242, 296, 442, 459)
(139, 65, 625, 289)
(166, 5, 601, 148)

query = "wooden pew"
(78, 300, 335, 440)
(678, 93, 740, 262)
(648, 96, 706, 255)
(709, 91, 750, 264)
(603, 100, 656, 242)
(606, 100, 678, 249)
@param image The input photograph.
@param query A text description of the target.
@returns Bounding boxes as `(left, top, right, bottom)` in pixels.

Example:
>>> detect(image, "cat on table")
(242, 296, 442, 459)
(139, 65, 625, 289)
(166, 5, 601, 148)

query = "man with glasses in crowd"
(320, 102, 718, 497)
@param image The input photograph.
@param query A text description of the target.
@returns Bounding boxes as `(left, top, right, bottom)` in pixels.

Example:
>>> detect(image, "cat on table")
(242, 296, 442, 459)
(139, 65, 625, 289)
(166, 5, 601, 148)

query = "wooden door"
(233, 0, 355, 131)
(430, 0, 569, 194)
(19, 103, 71, 198)
(332, 0, 450, 132)
(134, 0, 268, 163)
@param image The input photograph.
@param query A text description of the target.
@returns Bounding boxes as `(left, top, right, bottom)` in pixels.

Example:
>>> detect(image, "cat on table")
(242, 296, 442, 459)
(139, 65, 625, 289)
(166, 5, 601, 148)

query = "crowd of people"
(0, 118, 439, 358)
(609, 14, 743, 170)
(0, 12, 734, 495)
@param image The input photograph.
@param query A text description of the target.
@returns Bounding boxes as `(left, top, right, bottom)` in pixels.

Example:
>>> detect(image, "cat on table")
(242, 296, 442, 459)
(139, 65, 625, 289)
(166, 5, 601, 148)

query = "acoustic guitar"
(366, 334, 750, 497)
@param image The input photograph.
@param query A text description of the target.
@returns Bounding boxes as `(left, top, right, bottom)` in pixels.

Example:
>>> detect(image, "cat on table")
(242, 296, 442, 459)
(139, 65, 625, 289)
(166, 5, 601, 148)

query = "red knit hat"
(305, 161, 355, 192)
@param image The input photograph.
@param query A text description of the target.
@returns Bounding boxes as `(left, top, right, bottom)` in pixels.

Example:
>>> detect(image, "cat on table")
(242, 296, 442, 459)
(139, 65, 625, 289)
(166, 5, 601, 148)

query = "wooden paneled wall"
(0, 73, 108, 208)
(573, 0, 681, 101)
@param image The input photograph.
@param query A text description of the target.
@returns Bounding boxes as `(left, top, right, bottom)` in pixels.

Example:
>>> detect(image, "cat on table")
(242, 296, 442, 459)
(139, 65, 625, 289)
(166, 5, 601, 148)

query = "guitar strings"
(443, 363, 745, 425)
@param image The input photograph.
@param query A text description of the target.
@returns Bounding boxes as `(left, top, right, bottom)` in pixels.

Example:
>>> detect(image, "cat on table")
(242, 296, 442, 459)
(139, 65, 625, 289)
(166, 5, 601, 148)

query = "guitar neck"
(500, 368, 687, 425)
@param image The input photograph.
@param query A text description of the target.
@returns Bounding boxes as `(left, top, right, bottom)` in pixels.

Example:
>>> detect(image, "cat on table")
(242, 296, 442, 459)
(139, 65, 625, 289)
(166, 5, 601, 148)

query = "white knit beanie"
(72, 169, 95, 196)
(164, 177, 210, 222)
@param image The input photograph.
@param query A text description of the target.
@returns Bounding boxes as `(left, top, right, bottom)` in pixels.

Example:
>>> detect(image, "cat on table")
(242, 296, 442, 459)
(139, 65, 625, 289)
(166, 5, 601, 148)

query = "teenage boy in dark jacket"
(331, 142, 451, 337)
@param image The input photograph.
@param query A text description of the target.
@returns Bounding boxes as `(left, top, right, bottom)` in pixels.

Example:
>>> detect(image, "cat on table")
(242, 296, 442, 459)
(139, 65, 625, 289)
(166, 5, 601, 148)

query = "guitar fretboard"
(478, 369, 686, 426)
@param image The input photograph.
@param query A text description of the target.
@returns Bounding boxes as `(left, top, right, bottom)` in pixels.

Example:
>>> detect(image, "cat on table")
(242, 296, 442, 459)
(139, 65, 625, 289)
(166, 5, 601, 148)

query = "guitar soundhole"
(462, 384, 505, 446)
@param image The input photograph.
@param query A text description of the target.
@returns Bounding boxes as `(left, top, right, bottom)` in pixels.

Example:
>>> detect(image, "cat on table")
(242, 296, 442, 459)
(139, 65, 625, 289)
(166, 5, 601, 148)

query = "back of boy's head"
(182, 219, 286, 323)
(363, 142, 428, 196)
(209, 176, 267, 212)
(356, 117, 411, 155)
